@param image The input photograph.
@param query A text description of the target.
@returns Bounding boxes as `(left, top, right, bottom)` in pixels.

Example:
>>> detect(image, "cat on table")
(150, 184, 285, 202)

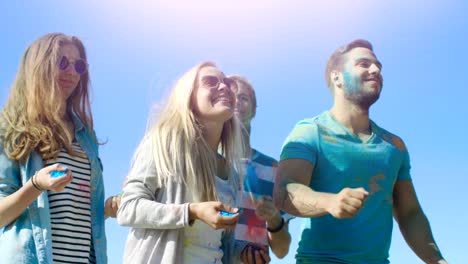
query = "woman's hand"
(189, 201, 240, 230)
(241, 243, 271, 264)
(105, 194, 121, 219)
(35, 163, 73, 192)
(255, 195, 280, 223)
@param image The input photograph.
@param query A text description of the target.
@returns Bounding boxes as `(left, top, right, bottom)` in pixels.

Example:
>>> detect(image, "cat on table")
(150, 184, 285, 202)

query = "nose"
(234, 95, 241, 108)
(218, 81, 234, 95)
(218, 81, 228, 90)
(369, 63, 381, 74)
(63, 65, 77, 76)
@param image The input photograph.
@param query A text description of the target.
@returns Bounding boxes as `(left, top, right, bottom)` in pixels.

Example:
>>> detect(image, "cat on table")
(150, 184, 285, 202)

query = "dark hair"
(325, 39, 373, 90)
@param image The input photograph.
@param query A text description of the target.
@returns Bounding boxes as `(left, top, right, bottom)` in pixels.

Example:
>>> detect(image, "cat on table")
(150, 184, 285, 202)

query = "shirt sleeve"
(117, 137, 191, 229)
(280, 119, 318, 166)
(397, 143, 412, 181)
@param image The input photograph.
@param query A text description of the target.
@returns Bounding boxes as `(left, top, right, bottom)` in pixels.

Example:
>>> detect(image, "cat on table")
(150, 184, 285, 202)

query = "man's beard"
(345, 88, 380, 109)
(343, 72, 381, 109)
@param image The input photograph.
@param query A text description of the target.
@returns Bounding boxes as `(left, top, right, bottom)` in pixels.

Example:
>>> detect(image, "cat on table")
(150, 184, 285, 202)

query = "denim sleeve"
(0, 147, 21, 199)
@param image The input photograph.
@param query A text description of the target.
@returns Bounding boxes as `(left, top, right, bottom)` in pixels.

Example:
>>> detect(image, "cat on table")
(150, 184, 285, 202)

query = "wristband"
(267, 216, 284, 233)
(31, 172, 45, 191)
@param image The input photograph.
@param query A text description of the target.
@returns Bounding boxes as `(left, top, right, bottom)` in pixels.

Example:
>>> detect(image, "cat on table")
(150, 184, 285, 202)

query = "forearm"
(398, 211, 445, 263)
(117, 194, 191, 229)
(117, 182, 188, 229)
(0, 180, 42, 228)
(274, 182, 331, 217)
(267, 218, 291, 258)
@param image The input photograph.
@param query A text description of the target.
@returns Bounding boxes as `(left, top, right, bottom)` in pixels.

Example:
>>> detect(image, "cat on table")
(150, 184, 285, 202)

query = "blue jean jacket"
(0, 115, 107, 264)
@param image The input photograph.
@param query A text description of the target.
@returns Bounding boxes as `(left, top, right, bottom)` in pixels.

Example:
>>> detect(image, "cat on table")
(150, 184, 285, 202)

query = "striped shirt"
(46, 142, 95, 264)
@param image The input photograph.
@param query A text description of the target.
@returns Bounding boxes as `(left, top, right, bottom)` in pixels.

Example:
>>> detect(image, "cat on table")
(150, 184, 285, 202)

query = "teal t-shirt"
(280, 111, 411, 264)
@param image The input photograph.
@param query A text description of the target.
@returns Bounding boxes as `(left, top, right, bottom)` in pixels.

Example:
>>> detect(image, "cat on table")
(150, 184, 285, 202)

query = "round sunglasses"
(58, 56, 88, 75)
(201, 75, 237, 92)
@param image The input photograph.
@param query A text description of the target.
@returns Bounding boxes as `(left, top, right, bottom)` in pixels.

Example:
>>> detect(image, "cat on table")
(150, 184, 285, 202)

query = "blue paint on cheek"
(343, 71, 359, 93)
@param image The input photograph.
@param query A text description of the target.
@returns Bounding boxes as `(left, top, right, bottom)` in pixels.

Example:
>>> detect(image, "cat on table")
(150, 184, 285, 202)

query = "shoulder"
(283, 114, 325, 148)
(372, 121, 408, 151)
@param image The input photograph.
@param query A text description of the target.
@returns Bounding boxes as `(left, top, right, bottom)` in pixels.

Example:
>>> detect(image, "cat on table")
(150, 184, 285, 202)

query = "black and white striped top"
(46, 142, 95, 264)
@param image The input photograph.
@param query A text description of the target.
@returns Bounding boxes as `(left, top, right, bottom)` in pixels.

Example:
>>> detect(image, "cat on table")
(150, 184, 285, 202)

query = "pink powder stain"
(244, 208, 267, 241)
(77, 184, 91, 198)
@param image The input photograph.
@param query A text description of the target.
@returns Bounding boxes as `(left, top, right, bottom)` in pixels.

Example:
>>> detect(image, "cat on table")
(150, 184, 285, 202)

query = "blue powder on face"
(343, 71, 359, 94)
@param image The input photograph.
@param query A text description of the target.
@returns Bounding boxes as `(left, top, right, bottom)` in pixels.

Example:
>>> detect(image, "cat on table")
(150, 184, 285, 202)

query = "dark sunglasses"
(58, 56, 88, 75)
(201, 75, 237, 92)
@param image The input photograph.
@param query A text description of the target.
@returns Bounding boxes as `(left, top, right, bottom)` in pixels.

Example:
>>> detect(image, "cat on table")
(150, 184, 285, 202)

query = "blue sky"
(1, 0, 466, 263)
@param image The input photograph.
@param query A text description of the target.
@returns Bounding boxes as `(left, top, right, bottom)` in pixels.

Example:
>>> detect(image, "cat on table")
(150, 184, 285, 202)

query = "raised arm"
(393, 180, 447, 264)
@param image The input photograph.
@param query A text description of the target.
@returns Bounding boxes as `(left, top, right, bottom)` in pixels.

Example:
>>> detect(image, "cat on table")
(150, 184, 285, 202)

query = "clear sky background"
(1, 0, 467, 263)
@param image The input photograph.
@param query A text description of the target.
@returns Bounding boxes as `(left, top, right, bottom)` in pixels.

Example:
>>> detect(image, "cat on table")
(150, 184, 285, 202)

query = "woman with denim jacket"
(117, 62, 243, 264)
(0, 33, 107, 263)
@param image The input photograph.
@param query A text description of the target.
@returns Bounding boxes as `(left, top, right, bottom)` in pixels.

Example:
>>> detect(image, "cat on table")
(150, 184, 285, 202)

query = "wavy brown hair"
(0, 33, 94, 161)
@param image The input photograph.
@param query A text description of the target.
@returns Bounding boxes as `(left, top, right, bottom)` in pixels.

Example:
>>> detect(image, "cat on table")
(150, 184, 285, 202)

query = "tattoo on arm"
(276, 180, 323, 216)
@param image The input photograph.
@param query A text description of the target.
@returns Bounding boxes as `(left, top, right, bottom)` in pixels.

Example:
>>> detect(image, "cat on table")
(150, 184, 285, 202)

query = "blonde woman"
(0, 33, 107, 263)
(117, 62, 243, 264)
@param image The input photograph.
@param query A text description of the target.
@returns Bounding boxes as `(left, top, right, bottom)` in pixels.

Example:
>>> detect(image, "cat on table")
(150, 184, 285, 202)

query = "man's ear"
(331, 70, 343, 89)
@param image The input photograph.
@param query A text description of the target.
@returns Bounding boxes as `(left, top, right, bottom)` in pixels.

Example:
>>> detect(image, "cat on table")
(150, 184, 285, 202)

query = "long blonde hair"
(143, 62, 243, 202)
(0, 33, 94, 161)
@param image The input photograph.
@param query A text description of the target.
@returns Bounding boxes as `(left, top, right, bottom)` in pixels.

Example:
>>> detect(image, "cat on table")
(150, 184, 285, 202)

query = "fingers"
(44, 163, 68, 173)
(349, 187, 369, 200)
(35, 166, 73, 192)
(255, 250, 265, 264)
(104, 197, 112, 219)
(216, 202, 241, 226)
(104, 195, 120, 219)
(49, 169, 73, 192)
(216, 202, 240, 214)
(218, 212, 240, 229)
(256, 196, 275, 209)
(197, 202, 241, 230)
(241, 246, 249, 263)
(259, 249, 270, 263)
(247, 246, 254, 264)
(242, 244, 270, 264)
(112, 195, 121, 209)
(43, 163, 61, 173)
(255, 195, 279, 221)
(55, 170, 73, 184)
(330, 187, 369, 218)
(342, 195, 365, 208)
(256, 204, 277, 216)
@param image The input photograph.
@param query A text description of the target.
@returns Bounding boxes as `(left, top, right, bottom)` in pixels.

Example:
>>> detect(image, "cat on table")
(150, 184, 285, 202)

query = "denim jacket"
(0, 115, 107, 264)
